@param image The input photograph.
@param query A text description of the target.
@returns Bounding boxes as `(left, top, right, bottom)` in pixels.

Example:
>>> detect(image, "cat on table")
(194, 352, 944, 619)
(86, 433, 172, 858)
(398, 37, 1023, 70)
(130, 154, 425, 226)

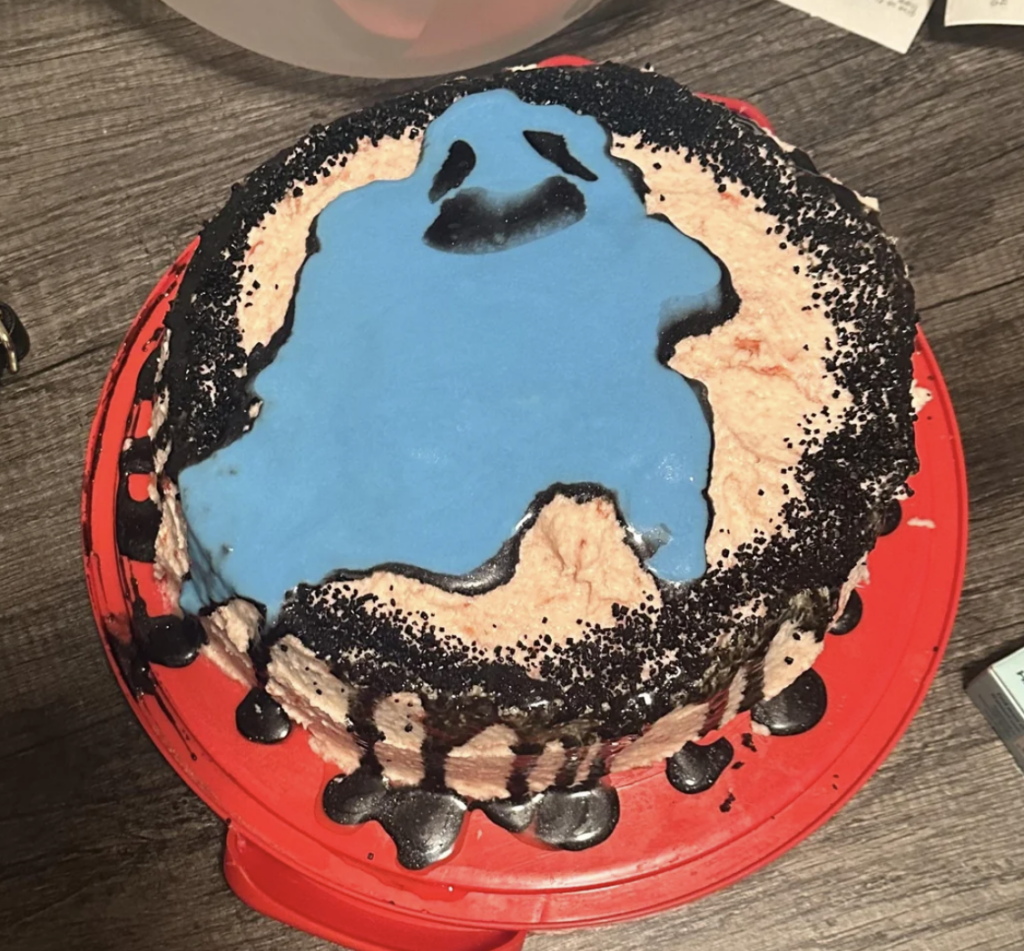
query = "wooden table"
(3, 1, 1023, 948)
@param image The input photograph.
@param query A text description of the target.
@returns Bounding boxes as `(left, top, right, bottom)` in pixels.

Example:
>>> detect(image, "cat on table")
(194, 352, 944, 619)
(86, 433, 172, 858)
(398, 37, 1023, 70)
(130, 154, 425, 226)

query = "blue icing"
(178, 89, 730, 618)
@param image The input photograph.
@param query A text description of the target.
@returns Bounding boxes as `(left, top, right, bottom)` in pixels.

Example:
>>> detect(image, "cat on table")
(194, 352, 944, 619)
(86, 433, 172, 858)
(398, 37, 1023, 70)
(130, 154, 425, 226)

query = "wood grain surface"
(2, 1, 1023, 949)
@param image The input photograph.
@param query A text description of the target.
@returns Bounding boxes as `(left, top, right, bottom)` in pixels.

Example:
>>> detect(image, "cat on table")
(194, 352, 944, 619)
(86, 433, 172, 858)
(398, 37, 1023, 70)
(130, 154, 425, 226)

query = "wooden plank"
(2, 0, 1023, 949)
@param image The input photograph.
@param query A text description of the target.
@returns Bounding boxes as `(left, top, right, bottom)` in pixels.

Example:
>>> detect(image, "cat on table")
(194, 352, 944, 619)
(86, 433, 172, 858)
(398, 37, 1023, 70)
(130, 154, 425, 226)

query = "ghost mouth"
(423, 176, 586, 254)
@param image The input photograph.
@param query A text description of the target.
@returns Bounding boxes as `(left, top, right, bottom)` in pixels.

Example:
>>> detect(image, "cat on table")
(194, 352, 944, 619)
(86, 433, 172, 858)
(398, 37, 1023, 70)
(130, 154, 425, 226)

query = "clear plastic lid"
(163, 0, 603, 77)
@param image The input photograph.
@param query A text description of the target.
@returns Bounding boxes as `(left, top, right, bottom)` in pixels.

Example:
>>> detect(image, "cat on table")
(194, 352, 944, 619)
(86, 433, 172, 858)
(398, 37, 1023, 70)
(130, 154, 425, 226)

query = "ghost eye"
(523, 131, 598, 182)
(429, 140, 477, 203)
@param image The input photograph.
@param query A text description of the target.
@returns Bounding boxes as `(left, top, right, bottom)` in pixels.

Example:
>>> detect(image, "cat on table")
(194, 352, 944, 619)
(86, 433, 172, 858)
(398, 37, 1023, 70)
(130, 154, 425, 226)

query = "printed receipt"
(946, 0, 1024, 25)
(777, 0, 936, 53)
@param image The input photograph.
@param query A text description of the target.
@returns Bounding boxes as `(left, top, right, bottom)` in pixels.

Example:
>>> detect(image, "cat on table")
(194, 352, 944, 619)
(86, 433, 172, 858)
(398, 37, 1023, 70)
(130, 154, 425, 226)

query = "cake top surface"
(155, 63, 917, 733)
(176, 88, 733, 616)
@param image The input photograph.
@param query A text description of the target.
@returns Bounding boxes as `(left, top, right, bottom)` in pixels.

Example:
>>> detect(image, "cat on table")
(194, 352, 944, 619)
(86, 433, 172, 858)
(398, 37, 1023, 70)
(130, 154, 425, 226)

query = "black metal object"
(0, 301, 30, 383)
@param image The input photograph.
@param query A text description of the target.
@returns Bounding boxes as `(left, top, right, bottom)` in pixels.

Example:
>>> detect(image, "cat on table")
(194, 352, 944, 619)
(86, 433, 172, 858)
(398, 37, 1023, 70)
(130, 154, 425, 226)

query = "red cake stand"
(82, 60, 967, 951)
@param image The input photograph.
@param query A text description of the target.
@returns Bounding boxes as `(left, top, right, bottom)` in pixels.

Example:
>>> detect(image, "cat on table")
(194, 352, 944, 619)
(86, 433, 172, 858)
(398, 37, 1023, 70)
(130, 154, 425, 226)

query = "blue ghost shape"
(177, 90, 734, 618)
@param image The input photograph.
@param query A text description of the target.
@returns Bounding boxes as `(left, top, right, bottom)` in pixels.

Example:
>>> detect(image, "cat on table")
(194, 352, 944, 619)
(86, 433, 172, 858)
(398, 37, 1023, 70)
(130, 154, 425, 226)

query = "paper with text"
(946, 0, 1024, 25)
(777, 0, 936, 53)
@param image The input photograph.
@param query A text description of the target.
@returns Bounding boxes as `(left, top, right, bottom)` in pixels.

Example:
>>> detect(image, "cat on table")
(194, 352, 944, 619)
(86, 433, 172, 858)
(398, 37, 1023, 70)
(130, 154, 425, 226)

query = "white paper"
(946, 0, 1024, 25)
(777, 0, 936, 53)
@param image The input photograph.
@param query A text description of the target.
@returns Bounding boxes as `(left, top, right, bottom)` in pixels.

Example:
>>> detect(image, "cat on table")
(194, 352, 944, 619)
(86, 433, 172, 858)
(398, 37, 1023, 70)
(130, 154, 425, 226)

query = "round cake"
(122, 62, 918, 868)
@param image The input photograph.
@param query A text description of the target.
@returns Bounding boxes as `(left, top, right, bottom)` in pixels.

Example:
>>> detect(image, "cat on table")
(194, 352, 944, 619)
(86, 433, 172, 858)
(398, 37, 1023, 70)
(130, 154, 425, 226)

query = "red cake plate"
(82, 60, 967, 951)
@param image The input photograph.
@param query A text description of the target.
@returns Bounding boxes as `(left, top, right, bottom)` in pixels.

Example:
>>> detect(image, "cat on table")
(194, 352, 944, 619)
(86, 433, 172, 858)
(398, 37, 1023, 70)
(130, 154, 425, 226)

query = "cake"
(121, 62, 918, 868)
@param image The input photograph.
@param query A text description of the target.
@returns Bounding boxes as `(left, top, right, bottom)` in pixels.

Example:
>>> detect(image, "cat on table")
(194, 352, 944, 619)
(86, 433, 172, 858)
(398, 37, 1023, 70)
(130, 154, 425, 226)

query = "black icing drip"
(236, 687, 291, 743)
(322, 763, 389, 822)
(347, 688, 385, 755)
(666, 737, 734, 794)
(135, 345, 162, 400)
(829, 589, 863, 635)
(419, 695, 498, 790)
(121, 436, 156, 475)
(478, 794, 541, 834)
(506, 740, 544, 800)
(116, 426, 162, 562)
(116, 479, 161, 564)
(378, 788, 468, 870)
(317, 687, 620, 861)
(473, 781, 625, 851)
(553, 740, 585, 788)
(321, 762, 619, 863)
(740, 656, 766, 713)
(700, 688, 729, 735)
(752, 669, 827, 736)
(534, 784, 619, 850)
(106, 632, 156, 699)
(133, 605, 206, 668)
(323, 764, 467, 870)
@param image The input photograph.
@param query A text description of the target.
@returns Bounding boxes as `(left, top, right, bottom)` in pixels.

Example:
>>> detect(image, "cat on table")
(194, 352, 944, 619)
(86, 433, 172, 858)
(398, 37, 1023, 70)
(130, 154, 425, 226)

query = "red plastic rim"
(82, 83, 967, 943)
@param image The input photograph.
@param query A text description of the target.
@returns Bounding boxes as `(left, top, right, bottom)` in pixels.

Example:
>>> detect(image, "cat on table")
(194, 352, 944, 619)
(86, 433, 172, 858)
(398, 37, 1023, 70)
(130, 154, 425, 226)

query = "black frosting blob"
(752, 669, 828, 736)
(378, 789, 468, 870)
(666, 737, 734, 794)
(236, 687, 292, 743)
(534, 783, 619, 851)
(116, 482, 161, 563)
(135, 612, 205, 668)
(322, 765, 467, 870)
(829, 589, 863, 635)
(478, 795, 542, 834)
(322, 766, 389, 824)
